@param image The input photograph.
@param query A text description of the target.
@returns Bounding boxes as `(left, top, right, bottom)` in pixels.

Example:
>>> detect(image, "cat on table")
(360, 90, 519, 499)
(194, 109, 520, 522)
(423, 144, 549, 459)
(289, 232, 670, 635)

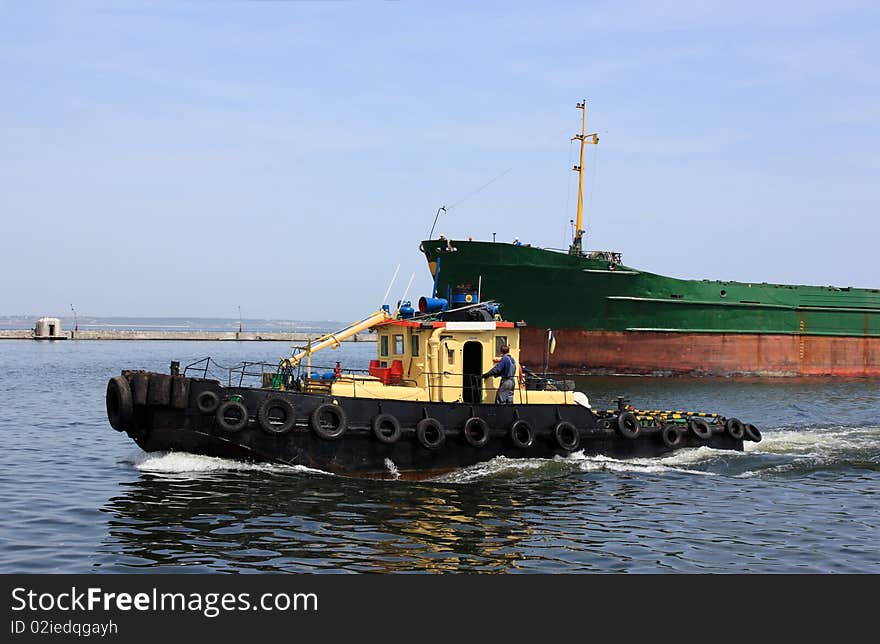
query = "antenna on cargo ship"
(569, 100, 599, 256)
(427, 168, 513, 239)
(428, 206, 447, 240)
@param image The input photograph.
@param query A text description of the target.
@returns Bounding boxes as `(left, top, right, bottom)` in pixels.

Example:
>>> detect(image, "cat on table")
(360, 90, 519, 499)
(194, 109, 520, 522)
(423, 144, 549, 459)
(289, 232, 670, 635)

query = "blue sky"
(2, 1, 878, 320)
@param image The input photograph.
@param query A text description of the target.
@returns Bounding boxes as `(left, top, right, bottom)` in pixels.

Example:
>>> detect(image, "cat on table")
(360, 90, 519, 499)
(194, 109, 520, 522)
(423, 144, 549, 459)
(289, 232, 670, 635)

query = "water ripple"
(0, 341, 878, 573)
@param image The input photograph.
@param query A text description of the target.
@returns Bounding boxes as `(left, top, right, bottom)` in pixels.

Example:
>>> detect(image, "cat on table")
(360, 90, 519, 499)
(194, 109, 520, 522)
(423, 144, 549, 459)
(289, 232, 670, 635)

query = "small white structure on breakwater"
(33, 317, 66, 340)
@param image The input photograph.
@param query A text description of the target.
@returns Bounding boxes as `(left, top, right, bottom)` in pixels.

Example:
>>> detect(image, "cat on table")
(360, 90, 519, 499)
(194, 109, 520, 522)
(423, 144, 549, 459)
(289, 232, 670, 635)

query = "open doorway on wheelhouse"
(462, 341, 483, 403)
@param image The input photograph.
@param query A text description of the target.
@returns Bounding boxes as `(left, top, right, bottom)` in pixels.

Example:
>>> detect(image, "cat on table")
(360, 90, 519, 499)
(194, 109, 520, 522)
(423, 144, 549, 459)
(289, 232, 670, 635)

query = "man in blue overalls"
(483, 344, 516, 404)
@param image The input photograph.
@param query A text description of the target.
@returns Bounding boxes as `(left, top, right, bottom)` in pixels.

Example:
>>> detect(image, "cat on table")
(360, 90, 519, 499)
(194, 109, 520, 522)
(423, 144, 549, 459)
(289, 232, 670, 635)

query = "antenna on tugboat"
(382, 264, 401, 307)
(569, 100, 599, 256)
(396, 272, 416, 314)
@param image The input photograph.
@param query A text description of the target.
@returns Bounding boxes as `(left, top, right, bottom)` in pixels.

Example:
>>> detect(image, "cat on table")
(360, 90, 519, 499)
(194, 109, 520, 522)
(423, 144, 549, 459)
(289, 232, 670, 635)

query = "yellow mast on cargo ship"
(569, 100, 599, 255)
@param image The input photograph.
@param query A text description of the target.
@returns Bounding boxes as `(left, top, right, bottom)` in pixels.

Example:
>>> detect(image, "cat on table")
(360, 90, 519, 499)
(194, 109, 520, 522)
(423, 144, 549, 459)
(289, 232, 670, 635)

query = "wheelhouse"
(326, 319, 577, 405)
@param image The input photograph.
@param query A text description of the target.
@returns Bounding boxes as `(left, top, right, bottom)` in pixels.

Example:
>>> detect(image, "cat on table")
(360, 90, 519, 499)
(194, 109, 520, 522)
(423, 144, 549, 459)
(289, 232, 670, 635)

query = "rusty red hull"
(521, 328, 880, 377)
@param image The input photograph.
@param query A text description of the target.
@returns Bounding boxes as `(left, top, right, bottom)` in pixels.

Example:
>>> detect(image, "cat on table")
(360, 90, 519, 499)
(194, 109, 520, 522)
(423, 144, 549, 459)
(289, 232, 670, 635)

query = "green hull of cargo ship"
(421, 239, 880, 376)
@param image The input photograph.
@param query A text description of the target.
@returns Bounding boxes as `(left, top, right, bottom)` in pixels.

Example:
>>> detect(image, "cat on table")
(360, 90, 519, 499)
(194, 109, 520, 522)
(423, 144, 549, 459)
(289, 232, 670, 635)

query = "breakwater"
(0, 330, 374, 342)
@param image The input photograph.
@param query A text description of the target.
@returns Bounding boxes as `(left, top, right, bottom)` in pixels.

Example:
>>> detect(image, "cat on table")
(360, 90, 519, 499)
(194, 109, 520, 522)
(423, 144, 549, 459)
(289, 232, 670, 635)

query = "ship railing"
(182, 358, 577, 404)
(182, 357, 290, 387)
(521, 368, 576, 392)
(585, 250, 622, 263)
(236, 361, 374, 388)
(183, 357, 227, 381)
(533, 247, 622, 263)
(181, 358, 379, 390)
(396, 371, 574, 405)
(300, 367, 570, 405)
(229, 361, 283, 387)
(292, 368, 576, 405)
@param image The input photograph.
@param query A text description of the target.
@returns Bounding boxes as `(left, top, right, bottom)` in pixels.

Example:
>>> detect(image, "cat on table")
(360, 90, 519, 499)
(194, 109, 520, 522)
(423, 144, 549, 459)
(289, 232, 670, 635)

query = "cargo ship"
(420, 102, 880, 377)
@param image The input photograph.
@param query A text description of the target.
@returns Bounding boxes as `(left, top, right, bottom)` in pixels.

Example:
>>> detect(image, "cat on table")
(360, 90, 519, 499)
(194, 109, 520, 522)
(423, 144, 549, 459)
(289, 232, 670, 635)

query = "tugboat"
(105, 291, 762, 479)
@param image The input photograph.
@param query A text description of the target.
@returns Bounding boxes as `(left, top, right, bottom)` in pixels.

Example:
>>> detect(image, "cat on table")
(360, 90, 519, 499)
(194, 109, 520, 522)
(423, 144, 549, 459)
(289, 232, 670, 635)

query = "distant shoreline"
(0, 315, 342, 335)
(0, 329, 374, 342)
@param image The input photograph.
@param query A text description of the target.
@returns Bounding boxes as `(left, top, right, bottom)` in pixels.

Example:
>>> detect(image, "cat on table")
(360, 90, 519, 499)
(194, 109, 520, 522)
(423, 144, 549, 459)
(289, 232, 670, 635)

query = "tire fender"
(310, 403, 348, 440)
(462, 417, 491, 448)
(688, 417, 712, 440)
(171, 376, 190, 410)
(725, 417, 745, 440)
(509, 419, 534, 449)
(106, 376, 134, 432)
(616, 412, 640, 439)
(416, 418, 445, 450)
(216, 400, 249, 433)
(372, 413, 402, 444)
(131, 372, 149, 406)
(744, 423, 762, 443)
(196, 390, 220, 414)
(660, 423, 682, 448)
(258, 396, 296, 434)
(147, 373, 171, 406)
(554, 421, 580, 451)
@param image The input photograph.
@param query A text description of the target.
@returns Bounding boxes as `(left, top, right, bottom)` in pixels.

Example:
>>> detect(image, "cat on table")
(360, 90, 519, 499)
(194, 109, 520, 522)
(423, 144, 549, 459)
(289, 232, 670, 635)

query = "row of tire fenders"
(601, 411, 762, 446)
(194, 390, 762, 453)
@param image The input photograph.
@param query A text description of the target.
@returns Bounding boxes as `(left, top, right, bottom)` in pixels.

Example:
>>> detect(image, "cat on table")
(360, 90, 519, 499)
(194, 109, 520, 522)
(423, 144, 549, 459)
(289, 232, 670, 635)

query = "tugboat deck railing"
(181, 356, 586, 405)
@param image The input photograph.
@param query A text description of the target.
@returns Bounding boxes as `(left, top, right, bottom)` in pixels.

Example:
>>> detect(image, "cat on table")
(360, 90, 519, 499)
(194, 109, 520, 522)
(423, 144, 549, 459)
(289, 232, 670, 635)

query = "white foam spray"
(384, 458, 401, 480)
(123, 450, 328, 476)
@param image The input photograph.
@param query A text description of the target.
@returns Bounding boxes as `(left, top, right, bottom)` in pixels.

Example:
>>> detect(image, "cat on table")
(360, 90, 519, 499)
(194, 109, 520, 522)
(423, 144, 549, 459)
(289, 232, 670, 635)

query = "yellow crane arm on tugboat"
(283, 308, 392, 369)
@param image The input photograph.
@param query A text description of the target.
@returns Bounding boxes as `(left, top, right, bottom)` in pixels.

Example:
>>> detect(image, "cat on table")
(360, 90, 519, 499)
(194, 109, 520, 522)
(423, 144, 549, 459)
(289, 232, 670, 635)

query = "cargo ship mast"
(569, 100, 599, 255)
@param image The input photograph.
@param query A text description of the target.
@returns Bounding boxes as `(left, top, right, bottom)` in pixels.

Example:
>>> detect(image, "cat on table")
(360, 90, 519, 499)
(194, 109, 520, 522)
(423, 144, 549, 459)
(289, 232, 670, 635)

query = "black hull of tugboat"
(107, 371, 748, 479)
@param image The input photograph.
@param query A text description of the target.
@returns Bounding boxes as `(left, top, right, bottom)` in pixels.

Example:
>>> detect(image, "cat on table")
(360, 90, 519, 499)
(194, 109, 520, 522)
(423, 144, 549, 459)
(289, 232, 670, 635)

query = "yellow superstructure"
(324, 319, 577, 405)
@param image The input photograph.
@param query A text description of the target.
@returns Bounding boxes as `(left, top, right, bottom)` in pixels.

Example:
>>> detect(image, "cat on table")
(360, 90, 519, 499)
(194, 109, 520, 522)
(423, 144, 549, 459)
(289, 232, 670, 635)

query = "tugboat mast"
(569, 100, 599, 255)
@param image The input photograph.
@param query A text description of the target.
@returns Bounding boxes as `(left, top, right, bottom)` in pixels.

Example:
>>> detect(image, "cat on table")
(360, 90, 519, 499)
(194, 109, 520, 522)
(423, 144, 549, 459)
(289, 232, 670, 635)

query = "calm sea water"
(1, 340, 878, 573)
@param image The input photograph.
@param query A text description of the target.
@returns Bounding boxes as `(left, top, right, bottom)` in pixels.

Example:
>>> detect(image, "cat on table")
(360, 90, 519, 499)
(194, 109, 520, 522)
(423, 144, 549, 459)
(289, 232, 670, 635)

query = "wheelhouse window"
(380, 335, 389, 357)
(411, 334, 420, 356)
(495, 336, 508, 356)
(394, 334, 405, 355)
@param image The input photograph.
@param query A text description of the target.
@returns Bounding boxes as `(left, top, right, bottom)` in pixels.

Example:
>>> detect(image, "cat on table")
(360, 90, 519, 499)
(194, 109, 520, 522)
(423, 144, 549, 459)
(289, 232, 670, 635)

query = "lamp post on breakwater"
(70, 304, 78, 339)
(238, 305, 243, 338)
